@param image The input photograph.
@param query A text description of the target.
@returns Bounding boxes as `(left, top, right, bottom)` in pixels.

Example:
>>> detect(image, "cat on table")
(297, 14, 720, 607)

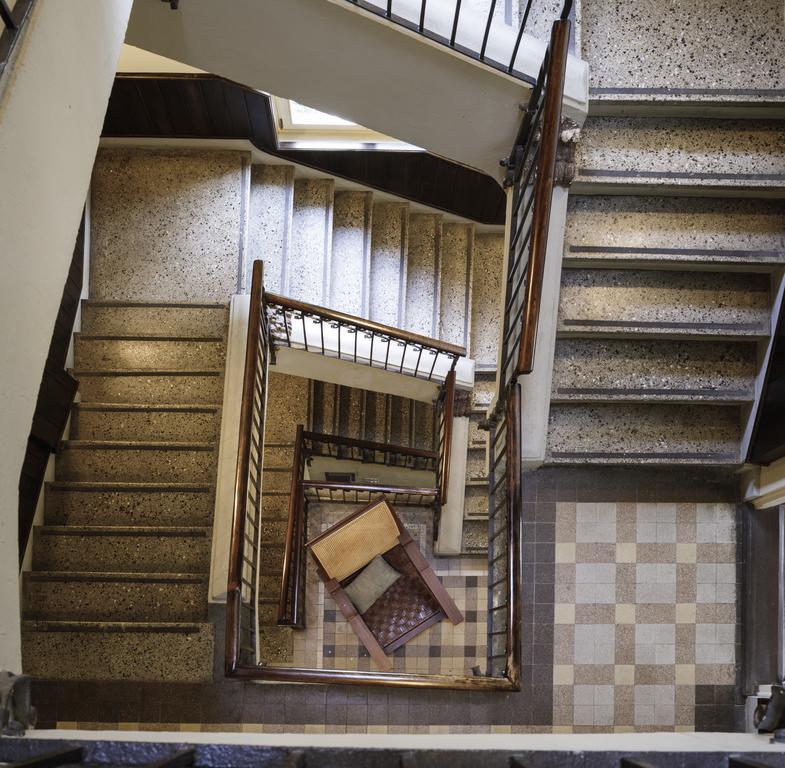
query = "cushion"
(343, 555, 401, 614)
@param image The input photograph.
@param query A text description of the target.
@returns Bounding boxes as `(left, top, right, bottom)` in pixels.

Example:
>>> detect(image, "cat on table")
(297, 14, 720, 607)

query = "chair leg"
(400, 534, 464, 625)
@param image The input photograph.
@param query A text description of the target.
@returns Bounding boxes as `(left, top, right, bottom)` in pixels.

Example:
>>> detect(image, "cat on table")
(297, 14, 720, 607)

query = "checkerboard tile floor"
(275, 503, 488, 676)
(552, 501, 739, 732)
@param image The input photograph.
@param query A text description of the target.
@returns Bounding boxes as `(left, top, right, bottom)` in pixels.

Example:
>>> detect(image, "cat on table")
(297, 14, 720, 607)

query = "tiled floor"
(276, 503, 488, 676)
(551, 499, 740, 732)
(33, 467, 746, 734)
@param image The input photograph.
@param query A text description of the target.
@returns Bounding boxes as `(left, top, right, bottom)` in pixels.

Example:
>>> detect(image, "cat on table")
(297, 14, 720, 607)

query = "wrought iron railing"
(498, 17, 570, 399)
(343, 0, 573, 84)
(485, 383, 521, 681)
(226, 261, 271, 673)
(0, 0, 34, 80)
(264, 292, 464, 384)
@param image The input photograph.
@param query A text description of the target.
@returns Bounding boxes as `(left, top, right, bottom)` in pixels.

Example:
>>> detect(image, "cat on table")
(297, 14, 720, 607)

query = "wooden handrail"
(301, 480, 439, 496)
(265, 291, 467, 360)
(225, 260, 266, 675)
(515, 19, 570, 376)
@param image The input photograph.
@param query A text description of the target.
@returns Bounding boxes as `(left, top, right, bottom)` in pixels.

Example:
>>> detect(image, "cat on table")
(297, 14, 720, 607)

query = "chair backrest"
(308, 498, 401, 582)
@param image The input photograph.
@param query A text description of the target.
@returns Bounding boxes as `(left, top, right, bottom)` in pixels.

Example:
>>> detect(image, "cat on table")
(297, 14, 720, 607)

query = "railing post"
(515, 18, 570, 376)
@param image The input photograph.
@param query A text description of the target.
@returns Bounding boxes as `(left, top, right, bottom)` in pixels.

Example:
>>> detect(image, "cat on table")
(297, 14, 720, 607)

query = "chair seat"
(362, 573, 442, 651)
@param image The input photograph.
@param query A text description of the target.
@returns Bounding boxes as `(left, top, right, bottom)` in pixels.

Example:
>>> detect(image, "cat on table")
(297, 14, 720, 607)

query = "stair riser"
(470, 234, 504, 368)
(331, 191, 372, 318)
(33, 533, 210, 573)
(56, 447, 215, 483)
(259, 625, 293, 663)
(45, 488, 212, 526)
(260, 546, 285, 573)
(551, 339, 757, 402)
(260, 495, 290, 520)
(466, 449, 488, 483)
(71, 408, 220, 442)
(438, 223, 473, 348)
(369, 202, 408, 327)
(81, 305, 227, 338)
(76, 373, 223, 405)
(576, 117, 785, 189)
(547, 404, 743, 465)
(260, 520, 288, 542)
(464, 487, 488, 519)
(262, 470, 292, 493)
(265, 372, 310, 443)
(405, 213, 441, 338)
(23, 579, 208, 622)
(74, 338, 225, 371)
(558, 269, 771, 335)
(21, 625, 214, 682)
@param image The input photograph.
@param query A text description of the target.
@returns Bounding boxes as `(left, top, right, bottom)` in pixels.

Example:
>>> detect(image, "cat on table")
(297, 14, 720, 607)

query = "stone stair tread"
(48, 480, 212, 491)
(564, 245, 785, 270)
(37, 524, 210, 535)
(23, 619, 210, 633)
(25, 570, 208, 582)
(75, 402, 219, 411)
(83, 300, 228, 308)
(61, 439, 214, 450)
(75, 333, 225, 342)
(550, 388, 754, 404)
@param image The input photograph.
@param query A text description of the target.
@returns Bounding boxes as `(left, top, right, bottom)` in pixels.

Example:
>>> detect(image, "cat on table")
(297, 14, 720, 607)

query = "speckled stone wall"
(581, 0, 785, 99)
(90, 148, 249, 302)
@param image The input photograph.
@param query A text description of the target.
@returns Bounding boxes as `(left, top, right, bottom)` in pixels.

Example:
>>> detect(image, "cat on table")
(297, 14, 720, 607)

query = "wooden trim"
(225, 261, 264, 675)
(265, 291, 467, 359)
(515, 19, 570, 376)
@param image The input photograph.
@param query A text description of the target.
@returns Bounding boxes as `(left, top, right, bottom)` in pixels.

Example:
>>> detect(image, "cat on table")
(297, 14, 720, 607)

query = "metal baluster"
(418, 0, 427, 32)
(449, 0, 462, 46)
(386, 0, 392, 17)
(479, 0, 497, 61)
(507, 0, 534, 72)
(0, 0, 16, 30)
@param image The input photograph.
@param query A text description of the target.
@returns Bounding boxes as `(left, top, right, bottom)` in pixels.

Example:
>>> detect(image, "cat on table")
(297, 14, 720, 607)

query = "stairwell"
(22, 302, 228, 682)
(544, 118, 785, 465)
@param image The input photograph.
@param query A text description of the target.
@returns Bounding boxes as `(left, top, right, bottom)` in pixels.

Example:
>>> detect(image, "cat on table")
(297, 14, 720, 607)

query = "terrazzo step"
(466, 448, 488, 484)
(73, 370, 224, 405)
(44, 482, 213, 526)
(469, 412, 490, 448)
(470, 234, 504, 369)
(258, 625, 294, 665)
(73, 335, 225, 371)
(557, 269, 771, 338)
(438, 223, 474, 348)
(70, 403, 220, 441)
(361, 389, 390, 445)
(464, 486, 489, 519)
(461, 519, 489, 555)
(574, 117, 785, 191)
(21, 621, 214, 682)
(287, 178, 334, 305)
(564, 196, 785, 271)
(330, 190, 372, 317)
(369, 202, 408, 327)
(260, 491, 290, 520)
(261, 467, 292, 493)
(259, 542, 285, 574)
(23, 572, 209, 621)
(56, 440, 216, 483)
(32, 526, 211, 572)
(265, 371, 309, 444)
(248, 164, 295, 294)
(80, 301, 228, 339)
(551, 339, 757, 403)
(260, 519, 288, 543)
(472, 374, 497, 410)
(545, 403, 743, 465)
(405, 213, 442, 337)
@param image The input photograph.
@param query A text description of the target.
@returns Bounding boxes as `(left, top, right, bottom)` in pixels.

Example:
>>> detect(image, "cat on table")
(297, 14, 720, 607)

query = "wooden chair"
(306, 496, 464, 672)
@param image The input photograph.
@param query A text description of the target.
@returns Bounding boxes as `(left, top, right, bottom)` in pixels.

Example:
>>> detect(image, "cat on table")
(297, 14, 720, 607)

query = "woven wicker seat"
(306, 497, 464, 671)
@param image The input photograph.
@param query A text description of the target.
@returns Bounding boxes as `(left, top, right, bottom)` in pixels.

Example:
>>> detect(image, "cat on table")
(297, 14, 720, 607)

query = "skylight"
(288, 102, 356, 127)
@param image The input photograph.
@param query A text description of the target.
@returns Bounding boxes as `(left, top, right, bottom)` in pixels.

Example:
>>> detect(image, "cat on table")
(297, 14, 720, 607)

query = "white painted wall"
(0, 0, 132, 672)
(124, 0, 588, 178)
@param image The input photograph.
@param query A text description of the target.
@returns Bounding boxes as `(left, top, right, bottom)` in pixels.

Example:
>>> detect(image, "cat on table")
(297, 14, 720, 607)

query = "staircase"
(545, 117, 785, 465)
(21, 301, 228, 682)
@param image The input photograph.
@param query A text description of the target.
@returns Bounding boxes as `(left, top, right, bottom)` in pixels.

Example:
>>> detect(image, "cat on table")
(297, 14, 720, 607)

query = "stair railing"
(497, 16, 570, 397)
(485, 16, 570, 685)
(226, 261, 272, 674)
(342, 0, 573, 84)
(0, 0, 34, 80)
(277, 427, 440, 627)
(264, 292, 465, 384)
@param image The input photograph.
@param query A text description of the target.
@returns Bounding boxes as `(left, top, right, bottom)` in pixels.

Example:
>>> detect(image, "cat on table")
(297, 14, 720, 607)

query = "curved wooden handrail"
(437, 369, 456, 505)
(264, 291, 467, 360)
